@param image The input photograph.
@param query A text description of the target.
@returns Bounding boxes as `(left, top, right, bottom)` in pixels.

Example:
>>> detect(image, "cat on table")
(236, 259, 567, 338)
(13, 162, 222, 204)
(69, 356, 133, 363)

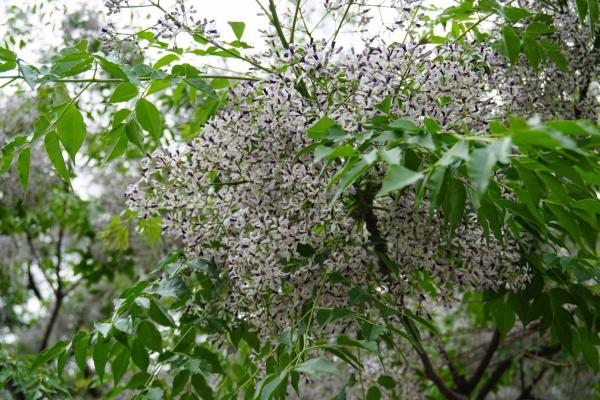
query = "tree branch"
(353, 182, 391, 274)
(435, 339, 469, 392)
(463, 329, 501, 393)
(403, 317, 468, 400)
(475, 357, 513, 400)
(516, 367, 547, 400)
(26, 262, 42, 301)
(24, 229, 55, 292)
(38, 225, 65, 351)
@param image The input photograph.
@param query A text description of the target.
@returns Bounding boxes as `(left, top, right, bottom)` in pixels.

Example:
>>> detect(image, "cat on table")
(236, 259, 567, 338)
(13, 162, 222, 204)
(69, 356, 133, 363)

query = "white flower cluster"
(127, 38, 527, 335)
(377, 193, 528, 300)
(490, 6, 598, 121)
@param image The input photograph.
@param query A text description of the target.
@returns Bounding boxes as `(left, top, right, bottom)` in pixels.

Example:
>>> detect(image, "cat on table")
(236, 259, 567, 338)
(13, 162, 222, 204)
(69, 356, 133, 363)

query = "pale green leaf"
(377, 165, 424, 197)
(56, 104, 87, 160)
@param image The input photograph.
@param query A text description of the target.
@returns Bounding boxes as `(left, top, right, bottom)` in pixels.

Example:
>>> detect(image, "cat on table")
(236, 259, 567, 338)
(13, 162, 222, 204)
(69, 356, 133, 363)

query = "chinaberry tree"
(0, 0, 599, 399)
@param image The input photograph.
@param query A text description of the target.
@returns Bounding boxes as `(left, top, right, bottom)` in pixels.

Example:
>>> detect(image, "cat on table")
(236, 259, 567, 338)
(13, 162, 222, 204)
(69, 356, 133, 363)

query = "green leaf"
(489, 298, 515, 336)
(576, 0, 589, 23)
(73, 332, 89, 373)
(294, 358, 341, 377)
(51, 41, 92, 77)
(137, 320, 162, 352)
(172, 370, 190, 396)
(257, 370, 289, 400)
(56, 104, 87, 160)
(127, 372, 151, 389)
(314, 144, 356, 163)
(377, 375, 396, 389)
(0, 148, 15, 174)
(109, 82, 139, 103)
(377, 165, 424, 197)
(126, 120, 145, 152)
(17, 146, 30, 190)
(196, 347, 224, 374)
(95, 55, 134, 82)
(589, 0, 598, 32)
(540, 40, 569, 72)
(296, 242, 316, 257)
(523, 36, 541, 70)
(31, 340, 68, 370)
(93, 338, 110, 382)
(348, 287, 371, 305)
(149, 299, 175, 327)
(136, 99, 163, 139)
(228, 21, 246, 40)
(19, 62, 39, 89)
(467, 137, 511, 195)
(316, 308, 354, 326)
(106, 130, 128, 162)
(467, 147, 496, 195)
(332, 159, 371, 201)
(525, 21, 553, 36)
(403, 309, 440, 335)
(153, 54, 179, 69)
(44, 131, 70, 182)
(0, 60, 17, 72)
(501, 26, 521, 65)
(145, 387, 164, 400)
(336, 336, 380, 356)
(378, 147, 403, 165)
(147, 79, 171, 95)
(438, 140, 469, 166)
(360, 321, 386, 341)
(0, 46, 16, 62)
(131, 338, 150, 371)
(445, 177, 467, 237)
(366, 386, 382, 400)
(546, 204, 582, 245)
(390, 117, 418, 132)
(580, 340, 599, 372)
(33, 115, 50, 141)
(307, 116, 336, 140)
(502, 6, 531, 21)
(111, 348, 130, 385)
(552, 308, 574, 354)
(191, 373, 214, 400)
(57, 348, 69, 378)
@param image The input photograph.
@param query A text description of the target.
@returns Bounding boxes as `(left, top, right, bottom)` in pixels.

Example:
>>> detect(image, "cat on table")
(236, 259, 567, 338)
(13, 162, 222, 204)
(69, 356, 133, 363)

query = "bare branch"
(26, 262, 42, 301)
(464, 329, 501, 393)
(24, 229, 55, 292)
(38, 225, 65, 351)
(475, 357, 513, 400)
(403, 317, 468, 400)
(435, 339, 469, 392)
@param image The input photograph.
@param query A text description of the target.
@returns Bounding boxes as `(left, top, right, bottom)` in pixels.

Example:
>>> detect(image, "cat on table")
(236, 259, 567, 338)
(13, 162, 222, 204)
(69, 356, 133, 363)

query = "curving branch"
(463, 329, 501, 393)
(475, 357, 513, 400)
(403, 316, 468, 400)
(436, 340, 469, 392)
(38, 224, 65, 351)
(26, 262, 42, 301)
(516, 367, 548, 400)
